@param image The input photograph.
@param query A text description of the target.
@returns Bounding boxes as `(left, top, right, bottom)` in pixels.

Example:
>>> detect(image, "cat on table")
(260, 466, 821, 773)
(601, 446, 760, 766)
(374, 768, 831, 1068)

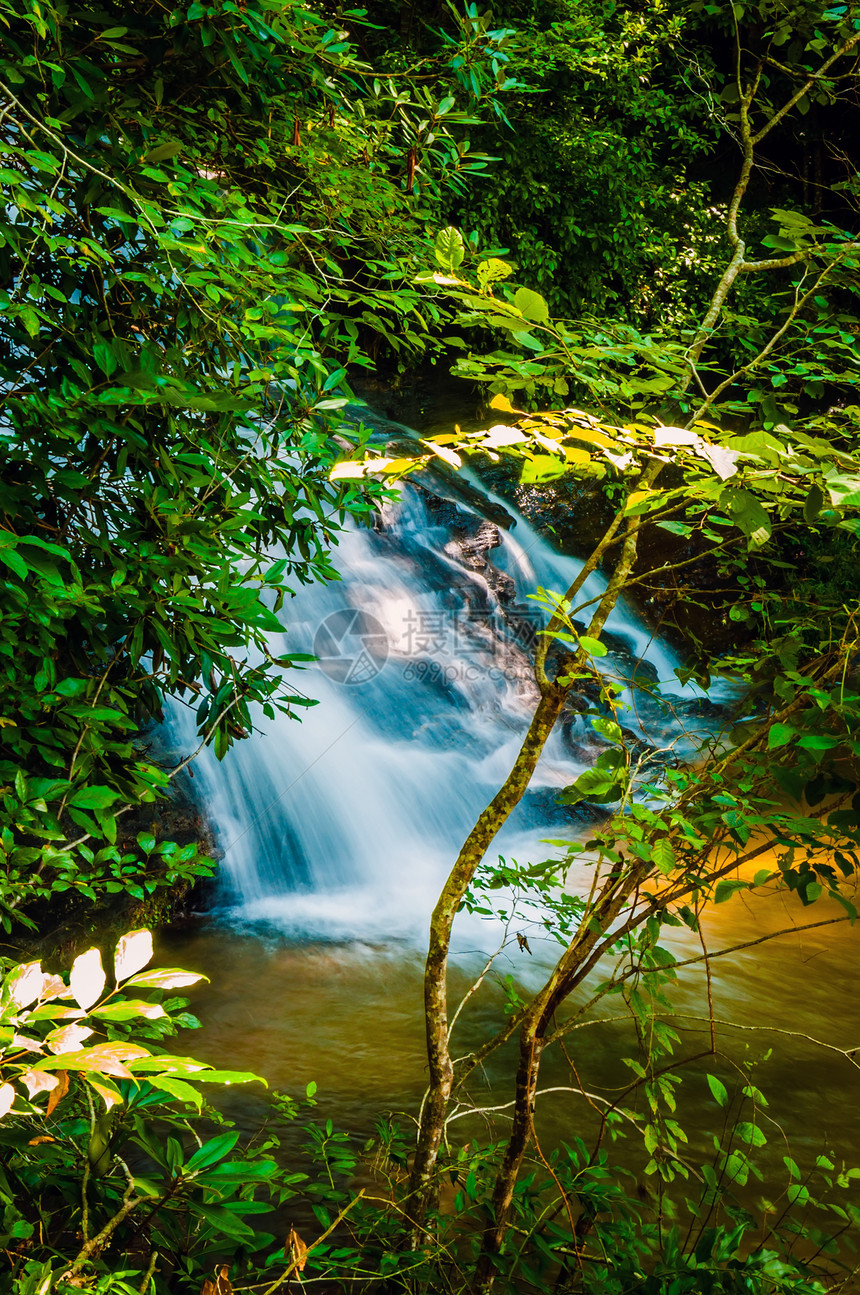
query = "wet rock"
(444, 521, 517, 606)
(454, 519, 503, 561)
(414, 468, 516, 530)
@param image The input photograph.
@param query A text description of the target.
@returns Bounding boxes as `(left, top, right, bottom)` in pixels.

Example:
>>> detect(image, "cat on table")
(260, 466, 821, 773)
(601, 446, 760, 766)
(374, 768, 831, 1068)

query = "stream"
(163, 451, 860, 1198)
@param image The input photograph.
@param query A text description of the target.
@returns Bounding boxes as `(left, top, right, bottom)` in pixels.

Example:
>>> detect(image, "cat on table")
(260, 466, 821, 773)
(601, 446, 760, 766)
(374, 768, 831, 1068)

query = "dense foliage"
(0, 931, 301, 1295)
(442, 0, 860, 332)
(0, 0, 515, 925)
(329, 1, 860, 1285)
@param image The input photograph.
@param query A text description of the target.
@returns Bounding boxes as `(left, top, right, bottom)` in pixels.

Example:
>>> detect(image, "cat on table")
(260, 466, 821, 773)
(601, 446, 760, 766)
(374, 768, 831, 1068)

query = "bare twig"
(259, 1191, 365, 1295)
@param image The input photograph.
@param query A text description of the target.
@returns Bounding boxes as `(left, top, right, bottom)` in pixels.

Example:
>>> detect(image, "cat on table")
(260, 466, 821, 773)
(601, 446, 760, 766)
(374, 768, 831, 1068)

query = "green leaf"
(35, 1042, 148, 1076)
(829, 891, 858, 924)
(714, 878, 748, 903)
(477, 258, 512, 289)
(825, 472, 860, 508)
(773, 766, 805, 802)
(125, 969, 207, 990)
(0, 549, 28, 579)
(707, 1075, 729, 1108)
(578, 635, 607, 657)
(804, 483, 824, 523)
(798, 734, 840, 750)
(651, 838, 676, 876)
(513, 286, 549, 323)
(591, 717, 622, 743)
(193, 1204, 256, 1241)
(54, 678, 89, 698)
(520, 455, 565, 484)
(723, 488, 772, 549)
(68, 786, 120, 810)
(656, 520, 692, 536)
(560, 767, 624, 805)
(723, 1150, 749, 1186)
(768, 723, 795, 749)
(144, 141, 183, 164)
(91, 1001, 166, 1022)
(736, 1121, 767, 1147)
(189, 1069, 267, 1085)
(186, 1132, 240, 1173)
(93, 340, 117, 377)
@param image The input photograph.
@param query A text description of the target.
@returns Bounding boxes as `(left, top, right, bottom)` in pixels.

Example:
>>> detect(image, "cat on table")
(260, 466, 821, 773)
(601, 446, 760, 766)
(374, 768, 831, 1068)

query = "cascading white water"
(171, 480, 732, 940)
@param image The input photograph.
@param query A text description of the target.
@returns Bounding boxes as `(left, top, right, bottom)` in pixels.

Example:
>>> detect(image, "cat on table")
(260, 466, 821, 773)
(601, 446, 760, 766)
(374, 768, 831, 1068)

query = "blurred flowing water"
(170, 482, 728, 941)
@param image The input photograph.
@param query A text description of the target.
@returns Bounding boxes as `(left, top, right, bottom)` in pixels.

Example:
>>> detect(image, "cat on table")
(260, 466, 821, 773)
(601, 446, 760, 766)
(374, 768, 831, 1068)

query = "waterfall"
(171, 479, 731, 941)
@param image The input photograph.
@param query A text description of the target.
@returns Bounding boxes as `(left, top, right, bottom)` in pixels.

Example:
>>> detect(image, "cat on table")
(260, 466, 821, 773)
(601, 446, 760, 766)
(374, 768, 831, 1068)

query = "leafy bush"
(0, 0, 519, 927)
(0, 930, 294, 1294)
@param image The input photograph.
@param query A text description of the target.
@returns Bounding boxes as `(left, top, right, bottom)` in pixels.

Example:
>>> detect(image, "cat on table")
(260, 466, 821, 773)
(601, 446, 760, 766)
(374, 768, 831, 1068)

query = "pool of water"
(159, 861, 860, 1199)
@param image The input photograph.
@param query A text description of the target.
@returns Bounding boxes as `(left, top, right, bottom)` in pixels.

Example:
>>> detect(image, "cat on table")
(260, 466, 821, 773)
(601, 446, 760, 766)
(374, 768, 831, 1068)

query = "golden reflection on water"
(160, 856, 860, 1182)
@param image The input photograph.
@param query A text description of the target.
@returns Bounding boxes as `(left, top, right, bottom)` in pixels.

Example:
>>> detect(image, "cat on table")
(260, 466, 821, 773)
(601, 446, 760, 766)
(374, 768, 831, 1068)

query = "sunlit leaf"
(18, 1068, 59, 1098)
(36, 1042, 150, 1078)
(482, 424, 526, 448)
(70, 948, 106, 1012)
(85, 1074, 124, 1111)
(654, 425, 698, 447)
(651, 838, 676, 876)
(125, 968, 207, 990)
(114, 930, 154, 982)
(513, 286, 549, 323)
(92, 1001, 166, 1021)
(422, 440, 461, 469)
(434, 226, 465, 273)
(8, 962, 45, 1009)
(47, 1023, 94, 1055)
(330, 460, 370, 480)
(695, 440, 740, 481)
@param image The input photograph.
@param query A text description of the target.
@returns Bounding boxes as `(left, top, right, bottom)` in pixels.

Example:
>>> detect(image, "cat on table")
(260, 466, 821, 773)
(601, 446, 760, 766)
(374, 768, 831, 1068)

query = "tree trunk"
(407, 498, 655, 1237)
(475, 1026, 543, 1287)
(473, 864, 647, 1291)
(407, 678, 572, 1231)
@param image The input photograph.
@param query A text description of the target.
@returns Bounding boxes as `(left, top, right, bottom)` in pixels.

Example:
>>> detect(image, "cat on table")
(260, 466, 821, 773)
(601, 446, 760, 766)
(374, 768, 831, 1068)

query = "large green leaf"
(434, 226, 466, 274)
(722, 488, 772, 549)
(513, 286, 549, 323)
